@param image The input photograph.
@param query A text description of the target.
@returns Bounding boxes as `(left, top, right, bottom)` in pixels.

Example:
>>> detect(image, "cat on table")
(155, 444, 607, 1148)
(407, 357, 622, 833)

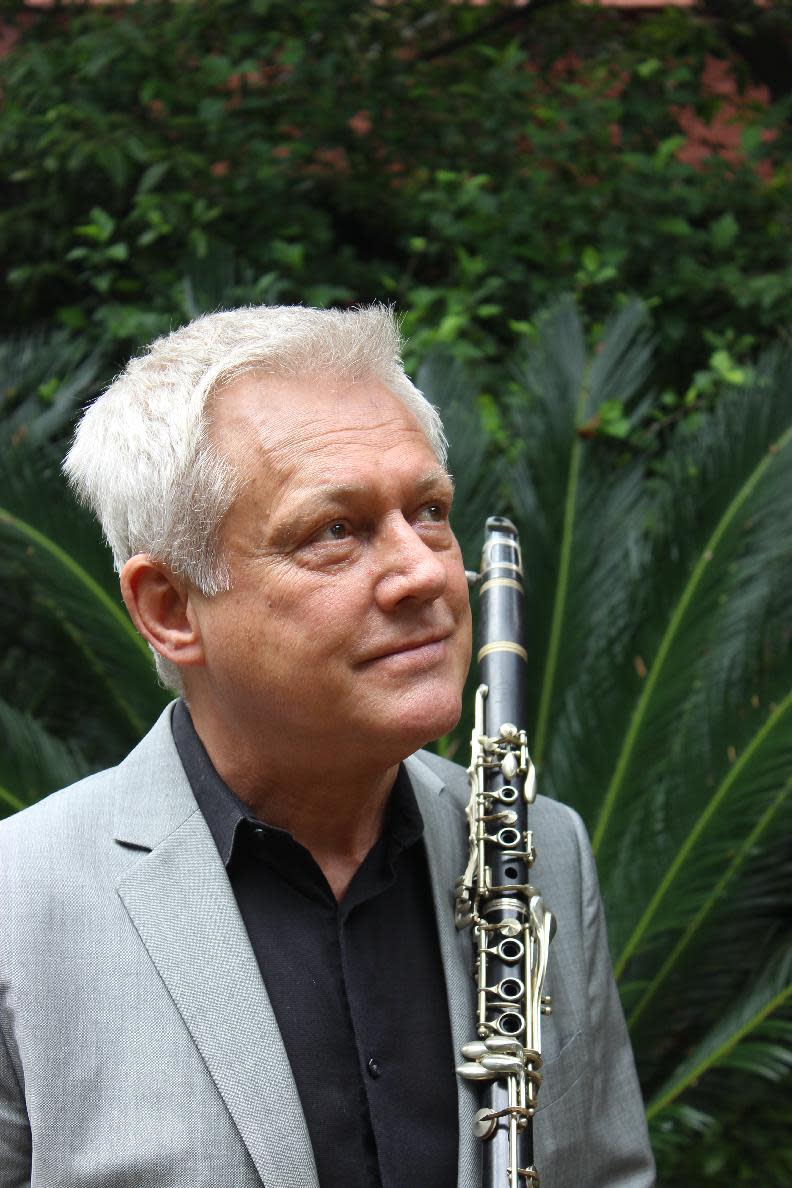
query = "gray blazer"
(0, 704, 654, 1187)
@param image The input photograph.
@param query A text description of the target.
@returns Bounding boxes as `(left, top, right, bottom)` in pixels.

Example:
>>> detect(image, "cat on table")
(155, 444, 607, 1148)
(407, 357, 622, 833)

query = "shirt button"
(367, 1057, 382, 1079)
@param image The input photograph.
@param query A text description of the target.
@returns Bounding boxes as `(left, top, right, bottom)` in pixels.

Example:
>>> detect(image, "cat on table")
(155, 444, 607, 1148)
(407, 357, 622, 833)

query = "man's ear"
(120, 555, 205, 669)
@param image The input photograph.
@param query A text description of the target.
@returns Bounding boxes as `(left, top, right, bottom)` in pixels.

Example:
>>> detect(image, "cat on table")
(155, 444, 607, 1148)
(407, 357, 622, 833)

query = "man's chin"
(385, 693, 464, 759)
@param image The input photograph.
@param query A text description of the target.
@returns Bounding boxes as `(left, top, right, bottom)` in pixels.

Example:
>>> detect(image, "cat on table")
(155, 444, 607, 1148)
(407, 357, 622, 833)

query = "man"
(0, 305, 654, 1187)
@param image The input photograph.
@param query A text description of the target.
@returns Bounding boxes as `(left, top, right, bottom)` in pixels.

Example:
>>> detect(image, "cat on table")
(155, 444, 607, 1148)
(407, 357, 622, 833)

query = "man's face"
(188, 372, 472, 767)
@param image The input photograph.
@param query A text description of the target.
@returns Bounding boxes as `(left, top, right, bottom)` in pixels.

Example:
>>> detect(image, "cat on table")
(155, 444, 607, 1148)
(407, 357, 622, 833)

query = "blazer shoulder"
(0, 763, 120, 848)
(0, 702, 188, 859)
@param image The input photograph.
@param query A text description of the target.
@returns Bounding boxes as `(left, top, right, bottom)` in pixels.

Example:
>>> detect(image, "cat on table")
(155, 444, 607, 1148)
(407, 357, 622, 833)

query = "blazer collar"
(111, 702, 198, 850)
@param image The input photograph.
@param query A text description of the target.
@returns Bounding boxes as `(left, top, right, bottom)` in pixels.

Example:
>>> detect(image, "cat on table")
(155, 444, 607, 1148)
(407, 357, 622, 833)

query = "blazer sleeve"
(572, 809, 656, 1188)
(0, 1004, 31, 1188)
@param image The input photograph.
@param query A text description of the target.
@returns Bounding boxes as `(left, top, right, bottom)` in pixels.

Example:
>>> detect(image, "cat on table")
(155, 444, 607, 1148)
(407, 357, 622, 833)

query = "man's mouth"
(362, 631, 452, 664)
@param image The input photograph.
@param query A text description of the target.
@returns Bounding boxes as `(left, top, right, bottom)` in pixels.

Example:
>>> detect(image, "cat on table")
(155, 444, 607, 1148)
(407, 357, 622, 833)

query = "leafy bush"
(1, 1, 790, 393)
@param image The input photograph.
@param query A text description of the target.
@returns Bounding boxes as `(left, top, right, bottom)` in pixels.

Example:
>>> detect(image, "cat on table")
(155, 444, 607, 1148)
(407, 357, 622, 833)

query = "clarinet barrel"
(456, 516, 555, 1188)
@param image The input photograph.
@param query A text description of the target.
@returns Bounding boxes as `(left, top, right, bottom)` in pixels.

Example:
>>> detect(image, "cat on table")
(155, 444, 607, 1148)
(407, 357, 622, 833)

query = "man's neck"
(184, 698, 400, 901)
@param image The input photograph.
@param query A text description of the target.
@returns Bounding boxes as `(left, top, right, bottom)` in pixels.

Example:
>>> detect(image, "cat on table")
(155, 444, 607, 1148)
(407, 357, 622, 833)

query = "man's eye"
(316, 521, 349, 542)
(418, 503, 446, 523)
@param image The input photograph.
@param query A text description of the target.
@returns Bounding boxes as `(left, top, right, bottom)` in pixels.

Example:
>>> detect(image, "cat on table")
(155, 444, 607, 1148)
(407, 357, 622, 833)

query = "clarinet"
(455, 516, 556, 1188)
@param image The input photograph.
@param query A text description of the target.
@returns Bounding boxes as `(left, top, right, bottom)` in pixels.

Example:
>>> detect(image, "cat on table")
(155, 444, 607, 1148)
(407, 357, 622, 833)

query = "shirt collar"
(170, 698, 424, 870)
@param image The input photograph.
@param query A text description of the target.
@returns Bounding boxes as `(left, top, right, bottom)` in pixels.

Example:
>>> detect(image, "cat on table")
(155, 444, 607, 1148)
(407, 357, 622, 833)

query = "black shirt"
(171, 700, 458, 1188)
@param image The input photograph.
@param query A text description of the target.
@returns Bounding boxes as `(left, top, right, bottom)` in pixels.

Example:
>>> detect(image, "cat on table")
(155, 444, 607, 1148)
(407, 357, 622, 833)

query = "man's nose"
(373, 516, 448, 610)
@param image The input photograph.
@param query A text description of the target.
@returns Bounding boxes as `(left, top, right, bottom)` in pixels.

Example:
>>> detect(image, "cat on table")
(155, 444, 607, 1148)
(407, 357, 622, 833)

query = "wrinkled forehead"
(205, 371, 451, 541)
(207, 368, 435, 472)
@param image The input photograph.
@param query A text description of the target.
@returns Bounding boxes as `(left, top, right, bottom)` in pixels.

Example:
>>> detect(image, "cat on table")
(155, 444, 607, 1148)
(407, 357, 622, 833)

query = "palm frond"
(416, 349, 501, 567)
(591, 350, 792, 857)
(499, 304, 792, 1173)
(0, 696, 89, 818)
(627, 776, 791, 1029)
(648, 1102, 718, 1168)
(0, 440, 169, 751)
(522, 342, 792, 991)
(594, 382, 792, 991)
(650, 1092, 792, 1185)
(647, 943, 792, 1121)
(507, 297, 654, 769)
(0, 328, 104, 448)
(614, 680, 792, 981)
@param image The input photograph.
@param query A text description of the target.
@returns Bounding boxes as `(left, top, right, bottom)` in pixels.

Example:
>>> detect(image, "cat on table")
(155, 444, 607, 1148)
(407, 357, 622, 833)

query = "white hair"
(63, 303, 447, 691)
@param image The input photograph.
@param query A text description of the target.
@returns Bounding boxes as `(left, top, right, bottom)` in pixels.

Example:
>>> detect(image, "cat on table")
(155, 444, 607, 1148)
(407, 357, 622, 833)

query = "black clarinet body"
(456, 516, 555, 1188)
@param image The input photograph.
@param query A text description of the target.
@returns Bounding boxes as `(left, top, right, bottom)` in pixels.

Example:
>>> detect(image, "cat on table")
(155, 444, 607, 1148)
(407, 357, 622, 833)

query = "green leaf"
(75, 206, 116, 243)
(657, 217, 693, 238)
(137, 160, 171, 195)
(709, 349, 745, 385)
(104, 242, 129, 262)
(654, 135, 686, 168)
(581, 246, 600, 273)
(648, 945, 792, 1119)
(636, 57, 662, 79)
(710, 213, 739, 254)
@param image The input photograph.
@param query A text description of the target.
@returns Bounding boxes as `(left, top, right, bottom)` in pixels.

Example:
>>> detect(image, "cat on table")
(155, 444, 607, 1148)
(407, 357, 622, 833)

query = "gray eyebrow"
(315, 470, 454, 503)
(415, 470, 455, 495)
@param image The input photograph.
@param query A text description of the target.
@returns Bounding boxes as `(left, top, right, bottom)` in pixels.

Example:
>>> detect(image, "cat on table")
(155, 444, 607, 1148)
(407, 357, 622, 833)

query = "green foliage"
(420, 301, 792, 1185)
(0, 328, 169, 780)
(506, 297, 655, 767)
(1, 299, 790, 1179)
(0, 438, 170, 776)
(0, 697, 87, 816)
(0, 328, 105, 449)
(2, 1, 791, 391)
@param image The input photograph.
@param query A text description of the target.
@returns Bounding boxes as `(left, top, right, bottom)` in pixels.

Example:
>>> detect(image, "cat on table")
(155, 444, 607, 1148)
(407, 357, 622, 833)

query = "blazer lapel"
(113, 706, 318, 1188)
(406, 753, 480, 1188)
